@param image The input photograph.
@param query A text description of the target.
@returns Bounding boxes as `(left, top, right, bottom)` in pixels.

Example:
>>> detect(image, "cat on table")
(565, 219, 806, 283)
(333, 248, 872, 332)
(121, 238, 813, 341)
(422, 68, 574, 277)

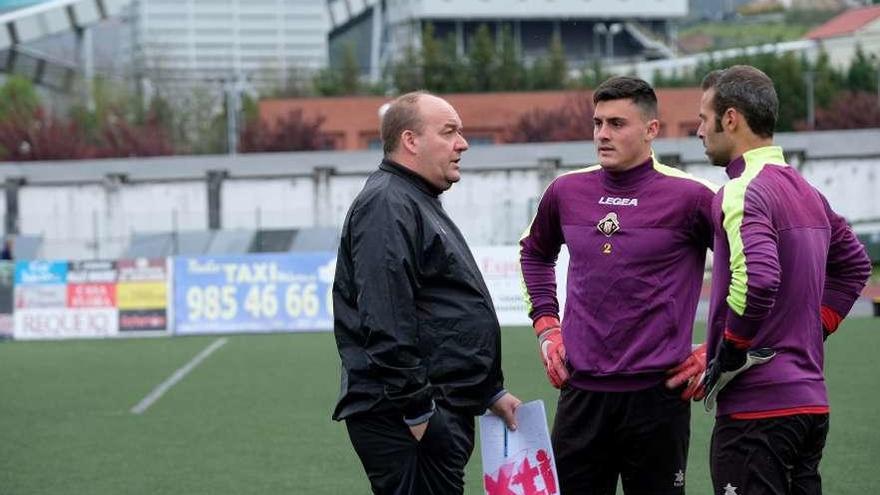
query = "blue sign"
(173, 253, 336, 334)
(14, 260, 68, 285)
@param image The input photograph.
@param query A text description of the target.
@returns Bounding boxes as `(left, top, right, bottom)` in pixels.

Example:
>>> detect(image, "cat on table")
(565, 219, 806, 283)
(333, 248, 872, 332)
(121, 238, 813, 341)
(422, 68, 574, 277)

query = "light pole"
(593, 23, 606, 60)
(804, 70, 815, 130)
(607, 23, 622, 62)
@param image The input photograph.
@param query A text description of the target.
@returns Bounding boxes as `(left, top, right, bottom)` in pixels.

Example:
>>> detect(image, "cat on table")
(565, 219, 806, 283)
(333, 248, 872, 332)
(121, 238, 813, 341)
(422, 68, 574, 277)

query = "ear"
(645, 118, 660, 141)
(723, 108, 738, 132)
(400, 129, 418, 154)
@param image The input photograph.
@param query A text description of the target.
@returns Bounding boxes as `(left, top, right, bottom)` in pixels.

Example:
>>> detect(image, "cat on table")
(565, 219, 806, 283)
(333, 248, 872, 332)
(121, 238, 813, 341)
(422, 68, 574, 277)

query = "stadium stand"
(206, 229, 255, 255)
(289, 227, 340, 252)
(8, 234, 41, 260)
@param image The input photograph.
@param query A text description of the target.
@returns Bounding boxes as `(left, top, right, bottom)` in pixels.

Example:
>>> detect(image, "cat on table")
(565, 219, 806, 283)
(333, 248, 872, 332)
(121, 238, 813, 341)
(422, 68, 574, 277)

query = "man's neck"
(732, 136, 774, 161)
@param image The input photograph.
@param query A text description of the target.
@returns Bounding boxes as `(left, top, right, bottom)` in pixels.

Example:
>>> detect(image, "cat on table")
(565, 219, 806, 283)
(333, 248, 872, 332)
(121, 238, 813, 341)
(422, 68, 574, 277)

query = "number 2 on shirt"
(602, 242, 612, 254)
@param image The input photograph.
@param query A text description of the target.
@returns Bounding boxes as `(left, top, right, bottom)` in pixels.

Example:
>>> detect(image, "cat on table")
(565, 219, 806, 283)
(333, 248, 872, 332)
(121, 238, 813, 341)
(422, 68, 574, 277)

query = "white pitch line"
(130, 337, 228, 415)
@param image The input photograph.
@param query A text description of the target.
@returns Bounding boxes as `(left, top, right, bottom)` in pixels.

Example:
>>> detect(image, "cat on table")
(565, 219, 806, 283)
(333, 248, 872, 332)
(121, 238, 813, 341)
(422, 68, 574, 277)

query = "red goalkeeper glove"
(533, 316, 569, 389)
(820, 305, 843, 341)
(665, 343, 707, 400)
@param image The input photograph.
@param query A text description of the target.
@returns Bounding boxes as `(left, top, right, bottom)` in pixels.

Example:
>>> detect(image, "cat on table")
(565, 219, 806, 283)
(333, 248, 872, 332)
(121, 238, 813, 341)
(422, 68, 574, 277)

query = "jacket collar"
(380, 158, 444, 197)
(725, 145, 786, 179)
(602, 156, 654, 190)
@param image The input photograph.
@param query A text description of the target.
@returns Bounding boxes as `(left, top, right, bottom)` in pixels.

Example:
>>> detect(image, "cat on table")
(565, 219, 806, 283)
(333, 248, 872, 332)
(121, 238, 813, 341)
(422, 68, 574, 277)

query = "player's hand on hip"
(665, 342, 708, 400)
(702, 334, 775, 412)
(408, 421, 429, 441)
(533, 316, 569, 389)
(489, 392, 522, 431)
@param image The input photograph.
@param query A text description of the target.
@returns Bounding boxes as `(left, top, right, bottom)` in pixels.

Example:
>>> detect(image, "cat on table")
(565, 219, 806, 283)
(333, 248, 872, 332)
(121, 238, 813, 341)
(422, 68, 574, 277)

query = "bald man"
(332, 91, 521, 495)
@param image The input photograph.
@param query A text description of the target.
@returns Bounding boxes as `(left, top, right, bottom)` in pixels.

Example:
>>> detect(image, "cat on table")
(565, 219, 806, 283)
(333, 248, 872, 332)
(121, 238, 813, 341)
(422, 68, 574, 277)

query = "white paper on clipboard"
(478, 400, 559, 495)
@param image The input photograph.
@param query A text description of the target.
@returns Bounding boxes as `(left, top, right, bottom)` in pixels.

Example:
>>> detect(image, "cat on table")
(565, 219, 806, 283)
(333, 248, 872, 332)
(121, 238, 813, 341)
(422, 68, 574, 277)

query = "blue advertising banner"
(14, 260, 68, 285)
(173, 253, 336, 334)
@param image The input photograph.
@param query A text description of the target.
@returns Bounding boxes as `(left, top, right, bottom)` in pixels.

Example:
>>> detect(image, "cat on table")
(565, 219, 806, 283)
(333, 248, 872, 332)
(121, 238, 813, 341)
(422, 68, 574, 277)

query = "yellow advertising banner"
(117, 282, 167, 310)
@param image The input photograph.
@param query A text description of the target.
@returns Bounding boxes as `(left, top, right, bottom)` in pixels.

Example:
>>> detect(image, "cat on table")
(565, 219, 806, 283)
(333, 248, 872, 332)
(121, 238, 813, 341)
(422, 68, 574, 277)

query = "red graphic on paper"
(484, 448, 558, 495)
(67, 283, 116, 308)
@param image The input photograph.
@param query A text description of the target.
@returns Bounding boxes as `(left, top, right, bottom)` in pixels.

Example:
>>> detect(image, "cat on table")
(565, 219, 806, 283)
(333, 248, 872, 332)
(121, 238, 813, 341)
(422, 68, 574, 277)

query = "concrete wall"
(3, 130, 879, 260)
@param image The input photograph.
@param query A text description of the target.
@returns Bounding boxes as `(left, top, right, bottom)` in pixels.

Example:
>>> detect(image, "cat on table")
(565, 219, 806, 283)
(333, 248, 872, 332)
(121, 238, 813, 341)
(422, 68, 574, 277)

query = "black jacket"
(332, 159, 504, 421)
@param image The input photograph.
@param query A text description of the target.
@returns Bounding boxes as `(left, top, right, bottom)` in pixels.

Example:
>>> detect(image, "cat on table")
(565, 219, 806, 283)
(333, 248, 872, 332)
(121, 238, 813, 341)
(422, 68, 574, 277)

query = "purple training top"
(520, 155, 716, 392)
(708, 146, 872, 417)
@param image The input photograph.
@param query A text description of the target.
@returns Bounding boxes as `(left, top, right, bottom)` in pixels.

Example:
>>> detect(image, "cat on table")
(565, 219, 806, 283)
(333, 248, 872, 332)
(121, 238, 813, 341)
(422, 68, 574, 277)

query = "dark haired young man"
(520, 76, 717, 494)
(697, 65, 871, 495)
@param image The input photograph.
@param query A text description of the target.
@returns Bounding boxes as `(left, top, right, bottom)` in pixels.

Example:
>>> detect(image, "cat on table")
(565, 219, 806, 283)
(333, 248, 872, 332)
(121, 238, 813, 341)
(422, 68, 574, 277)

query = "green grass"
(678, 21, 811, 51)
(1, 318, 878, 494)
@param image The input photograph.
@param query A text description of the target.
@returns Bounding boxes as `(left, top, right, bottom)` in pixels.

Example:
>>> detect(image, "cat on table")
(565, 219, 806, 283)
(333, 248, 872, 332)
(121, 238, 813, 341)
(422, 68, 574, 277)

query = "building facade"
(259, 88, 707, 151)
(131, 0, 329, 86)
(327, 0, 687, 82)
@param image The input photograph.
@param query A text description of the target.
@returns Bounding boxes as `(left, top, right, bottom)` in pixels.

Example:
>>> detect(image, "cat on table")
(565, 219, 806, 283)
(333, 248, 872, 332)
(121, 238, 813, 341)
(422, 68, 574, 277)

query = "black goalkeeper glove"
(702, 336, 775, 412)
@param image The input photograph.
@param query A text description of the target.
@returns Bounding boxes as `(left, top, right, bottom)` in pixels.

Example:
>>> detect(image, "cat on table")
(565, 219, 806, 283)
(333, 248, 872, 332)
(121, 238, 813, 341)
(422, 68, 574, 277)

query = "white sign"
(14, 308, 119, 340)
(471, 246, 569, 327)
(479, 400, 560, 495)
(14, 285, 67, 309)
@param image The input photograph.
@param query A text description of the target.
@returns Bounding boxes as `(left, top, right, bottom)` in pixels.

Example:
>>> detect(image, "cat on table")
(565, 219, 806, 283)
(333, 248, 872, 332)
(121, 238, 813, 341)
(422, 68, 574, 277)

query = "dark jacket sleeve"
(348, 194, 433, 421)
(819, 192, 872, 317)
(519, 179, 564, 322)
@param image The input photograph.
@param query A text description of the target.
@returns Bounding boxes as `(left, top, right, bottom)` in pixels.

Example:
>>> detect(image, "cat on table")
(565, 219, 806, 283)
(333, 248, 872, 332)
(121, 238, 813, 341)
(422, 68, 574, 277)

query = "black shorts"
(551, 382, 691, 495)
(710, 413, 829, 495)
(345, 405, 475, 495)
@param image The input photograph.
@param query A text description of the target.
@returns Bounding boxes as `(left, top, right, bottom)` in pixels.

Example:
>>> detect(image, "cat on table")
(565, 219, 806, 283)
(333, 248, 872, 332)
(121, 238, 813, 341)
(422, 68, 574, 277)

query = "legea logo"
(598, 196, 638, 206)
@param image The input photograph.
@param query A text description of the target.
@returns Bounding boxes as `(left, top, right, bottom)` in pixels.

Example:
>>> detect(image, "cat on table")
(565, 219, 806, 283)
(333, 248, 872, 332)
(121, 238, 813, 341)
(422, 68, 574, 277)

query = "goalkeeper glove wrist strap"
(533, 315, 560, 338)
(722, 329, 752, 350)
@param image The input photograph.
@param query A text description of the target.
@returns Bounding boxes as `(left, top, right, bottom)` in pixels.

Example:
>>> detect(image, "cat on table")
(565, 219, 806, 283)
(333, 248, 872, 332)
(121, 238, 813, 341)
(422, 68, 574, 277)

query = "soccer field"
(1, 318, 878, 494)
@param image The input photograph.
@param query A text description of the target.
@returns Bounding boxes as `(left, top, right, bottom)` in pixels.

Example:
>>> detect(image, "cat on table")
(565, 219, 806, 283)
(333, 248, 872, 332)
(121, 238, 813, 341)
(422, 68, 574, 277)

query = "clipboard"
(478, 400, 559, 495)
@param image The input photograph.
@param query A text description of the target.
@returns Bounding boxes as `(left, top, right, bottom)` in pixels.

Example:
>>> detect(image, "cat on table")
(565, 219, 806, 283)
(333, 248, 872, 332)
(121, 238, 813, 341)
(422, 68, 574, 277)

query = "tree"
(529, 33, 568, 90)
(505, 94, 594, 143)
(340, 43, 362, 95)
(579, 60, 612, 89)
(812, 91, 880, 130)
(0, 108, 93, 160)
(811, 50, 842, 109)
(422, 24, 465, 93)
(496, 25, 524, 91)
(239, 109, 333, 152)
(0, 76, 174, 160)
(314, 43, 363, 96)
(468, 24, 497, 92)
(846, 45, 878, 94)
(390, 44, 423, 94)
(547, 33, 569, 89)
(96, 112, 175, 158)
(0, 76, 39, 122)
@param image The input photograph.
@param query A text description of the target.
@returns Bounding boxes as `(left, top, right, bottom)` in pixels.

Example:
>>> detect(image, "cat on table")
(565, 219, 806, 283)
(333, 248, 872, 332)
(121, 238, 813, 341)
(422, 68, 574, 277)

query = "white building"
(327, 0, 688, 82)
(804, 4, 880, 70)
(130, 0, 329, 86)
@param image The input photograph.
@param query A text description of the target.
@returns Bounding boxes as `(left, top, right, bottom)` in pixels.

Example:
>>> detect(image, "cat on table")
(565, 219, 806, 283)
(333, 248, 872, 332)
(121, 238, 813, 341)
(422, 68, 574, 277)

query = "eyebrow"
(593, 116, 626, 122)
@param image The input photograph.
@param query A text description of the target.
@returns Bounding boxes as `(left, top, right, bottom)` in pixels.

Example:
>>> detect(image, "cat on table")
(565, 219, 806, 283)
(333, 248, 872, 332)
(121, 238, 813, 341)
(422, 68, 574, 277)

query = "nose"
(456, 133, 469, 152)
(696, 122, 705, 140)
(595, 123, 610, 141)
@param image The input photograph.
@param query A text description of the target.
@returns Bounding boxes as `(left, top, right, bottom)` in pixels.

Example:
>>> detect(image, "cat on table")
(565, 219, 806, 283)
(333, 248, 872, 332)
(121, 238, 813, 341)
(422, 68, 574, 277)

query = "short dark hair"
(593, 76, 658, 119)
(381, 91, 430, 155)
(701, 65, 777, 138)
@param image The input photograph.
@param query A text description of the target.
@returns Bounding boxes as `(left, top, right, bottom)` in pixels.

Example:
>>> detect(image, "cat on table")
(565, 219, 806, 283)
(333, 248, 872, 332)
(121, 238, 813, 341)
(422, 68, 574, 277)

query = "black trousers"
(711, 413, 829, 495)
(345, 405, 476, 495)
(551, 382, 691, 495)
